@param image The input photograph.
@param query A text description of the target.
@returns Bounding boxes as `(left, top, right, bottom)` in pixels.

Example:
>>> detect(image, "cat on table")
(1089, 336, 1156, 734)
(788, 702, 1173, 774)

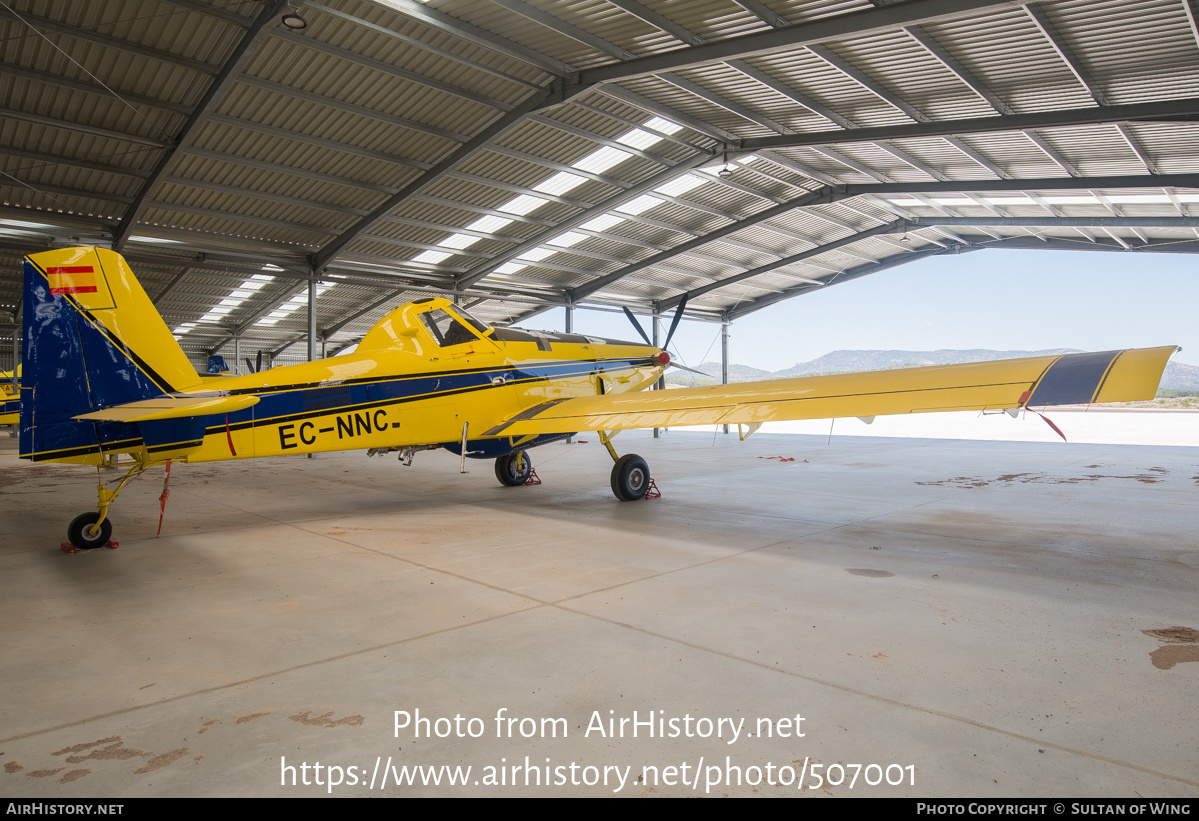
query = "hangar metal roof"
(3, 0, 1199, 366)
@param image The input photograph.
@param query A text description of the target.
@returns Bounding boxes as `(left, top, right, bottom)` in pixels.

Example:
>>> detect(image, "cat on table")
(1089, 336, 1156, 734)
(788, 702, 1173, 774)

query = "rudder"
(21, 246, 202, 462)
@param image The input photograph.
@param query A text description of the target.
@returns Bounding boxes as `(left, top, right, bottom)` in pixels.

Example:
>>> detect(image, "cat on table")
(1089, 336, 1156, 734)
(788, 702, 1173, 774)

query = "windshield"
(421, 309, 479, 347)
(451, 305, 492, 335)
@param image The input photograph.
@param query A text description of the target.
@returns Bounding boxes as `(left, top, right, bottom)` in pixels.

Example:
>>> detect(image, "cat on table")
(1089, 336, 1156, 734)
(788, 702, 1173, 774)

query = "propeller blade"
(244, 357, 256, 374)
(255, 351, 264, 373)
(662, 295, 687, 351)
(621, 307, 652, 346)
(667, 361, 713, 377)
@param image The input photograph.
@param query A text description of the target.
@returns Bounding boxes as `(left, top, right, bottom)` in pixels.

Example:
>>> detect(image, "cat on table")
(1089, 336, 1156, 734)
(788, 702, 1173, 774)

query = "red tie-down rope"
(225, 414, 237, 456)
(156, 460, 172, 537)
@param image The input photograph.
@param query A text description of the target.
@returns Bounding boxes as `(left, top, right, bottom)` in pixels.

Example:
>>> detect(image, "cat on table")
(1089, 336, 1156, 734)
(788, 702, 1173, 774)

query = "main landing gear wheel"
(67, 512, 113, 550)
(610, 454, 650, 501)
(495, 450, 533, 486)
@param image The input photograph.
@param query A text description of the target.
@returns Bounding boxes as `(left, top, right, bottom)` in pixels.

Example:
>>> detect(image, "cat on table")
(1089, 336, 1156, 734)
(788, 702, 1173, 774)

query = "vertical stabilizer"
(21, 247, 202, 461)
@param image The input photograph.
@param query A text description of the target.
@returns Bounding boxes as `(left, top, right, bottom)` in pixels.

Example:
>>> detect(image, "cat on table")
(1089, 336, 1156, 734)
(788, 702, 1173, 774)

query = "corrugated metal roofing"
(2, 0, 1199, 359)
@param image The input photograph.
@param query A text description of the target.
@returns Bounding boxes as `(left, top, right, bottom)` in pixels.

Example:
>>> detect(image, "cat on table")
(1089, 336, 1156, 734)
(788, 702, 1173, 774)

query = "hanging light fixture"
(718, 149, 734, 178)
(281, 2, 307, 29)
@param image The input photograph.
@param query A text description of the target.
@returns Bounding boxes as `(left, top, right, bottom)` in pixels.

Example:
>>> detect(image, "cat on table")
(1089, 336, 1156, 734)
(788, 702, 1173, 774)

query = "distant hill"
(666, 349, 1199, 393)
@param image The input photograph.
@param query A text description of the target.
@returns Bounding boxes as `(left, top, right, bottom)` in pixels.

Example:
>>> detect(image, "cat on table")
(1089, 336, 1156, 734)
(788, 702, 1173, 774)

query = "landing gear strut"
(66, 458, 150, 550)
(494, 450, 532, 486)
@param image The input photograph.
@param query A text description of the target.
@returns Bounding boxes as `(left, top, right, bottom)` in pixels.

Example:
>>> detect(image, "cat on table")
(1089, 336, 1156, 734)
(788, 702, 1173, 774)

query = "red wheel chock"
(60, 540, 119, 554)
(525, 468, 542, 486)
(644, 479, 661, 499)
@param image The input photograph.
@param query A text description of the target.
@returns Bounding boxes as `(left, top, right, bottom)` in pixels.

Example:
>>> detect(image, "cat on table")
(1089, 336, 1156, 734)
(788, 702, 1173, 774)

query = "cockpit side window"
(420, 309, 478, 347)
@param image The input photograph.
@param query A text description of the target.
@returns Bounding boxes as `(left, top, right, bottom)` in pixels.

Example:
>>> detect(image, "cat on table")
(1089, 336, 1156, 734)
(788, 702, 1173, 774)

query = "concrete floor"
(0, 426, 1196, 797)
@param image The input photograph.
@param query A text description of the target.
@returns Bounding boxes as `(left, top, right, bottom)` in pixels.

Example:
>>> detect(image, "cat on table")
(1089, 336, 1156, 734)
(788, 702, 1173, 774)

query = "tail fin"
(21, 246, 202, 462)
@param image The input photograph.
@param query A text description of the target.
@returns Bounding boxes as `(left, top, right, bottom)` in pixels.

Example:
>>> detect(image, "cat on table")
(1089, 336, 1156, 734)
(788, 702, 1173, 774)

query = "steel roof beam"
(564, 173, 1199, 301)
(269, 28, 514, 111)
(730, 0, 790, 29)
(1184, 0, 1199, 51)
(739, 97, 1199, 151)
(591, 86, 736, 144)
(184, 148, 398, 194)
(487, 0, 633, 61)
(0, 108, 169, 148)
(362, 0, 574, 76)
(158, 177, 370, 216)
(484, 144, 635, 188)
(312, 89, 557, 272)
(234, 282, 311, 335)
(235, 74, 469, 142)
(656, 221, 905, 311)
(725, 59, 854, 129)
(0, 61, 194, 116)
(565, 0, 1020, 91)
(1023, 3, 1161, 175)
(113, 0, 290, 251)
(573, 101, 703, 150)
(455, 152, 713, 289)
(0, 7, 222, 74)
(310, 3, 547, 89)
(161, 0, 255, 27)
(141, 201, 342, 235)
(605, 0, 705, 45)
(349, 234, 493, 259)
(966, 236, 1199, 253)
(908, 216, 1199, 227)
(206, 114, 434, 172)
(0, 181, 133, 207)
(0, 146, 152, 179)
(526, 115, 673, 166)
(729, 244, 968, 320)
(658, 73, 795, 133)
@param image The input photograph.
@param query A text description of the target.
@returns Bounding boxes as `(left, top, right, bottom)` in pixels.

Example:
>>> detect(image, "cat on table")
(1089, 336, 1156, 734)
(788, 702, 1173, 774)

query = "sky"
(516, 247, 1199, 373)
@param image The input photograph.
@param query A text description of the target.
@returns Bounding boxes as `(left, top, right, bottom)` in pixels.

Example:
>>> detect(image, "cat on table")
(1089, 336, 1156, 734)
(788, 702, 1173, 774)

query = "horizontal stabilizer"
(74, 394, 260, 423)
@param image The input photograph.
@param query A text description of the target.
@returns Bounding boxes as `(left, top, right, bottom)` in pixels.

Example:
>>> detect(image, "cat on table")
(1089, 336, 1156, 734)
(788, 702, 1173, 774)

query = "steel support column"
(722, 317, 730, 435)
(653, 313, 662, 439)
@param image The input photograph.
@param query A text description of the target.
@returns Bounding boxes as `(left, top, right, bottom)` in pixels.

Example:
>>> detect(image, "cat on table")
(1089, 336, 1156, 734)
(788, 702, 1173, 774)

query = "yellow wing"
(486, 347, 1177, 437)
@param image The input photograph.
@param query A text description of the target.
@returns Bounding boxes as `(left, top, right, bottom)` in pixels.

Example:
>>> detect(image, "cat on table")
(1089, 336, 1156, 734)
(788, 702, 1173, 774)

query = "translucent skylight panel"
(655, 175, 704, 197)
(616, 195, 662, 215)
(616, 129, 659, 151)
(550, 232, 587, 248)
(495, 262, 526, 274)
(437, 233, 477, 250)
(573, 145, 631, 174)
(580, 214, 624, 232)
(466, 215, 513, 234)
(533, 172, 587, 196)
(414, 250, 452, 264)
(643, 116, 683, 134)
(498, 194, 549, 215)
(517, 247, 555, 262)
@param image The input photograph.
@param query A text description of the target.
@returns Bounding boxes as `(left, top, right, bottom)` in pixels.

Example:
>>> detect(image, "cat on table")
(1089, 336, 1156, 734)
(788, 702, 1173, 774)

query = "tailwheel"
(495, 450, 533, 487)
(610, 454, 650, 501)
(67, 512, 113, 550)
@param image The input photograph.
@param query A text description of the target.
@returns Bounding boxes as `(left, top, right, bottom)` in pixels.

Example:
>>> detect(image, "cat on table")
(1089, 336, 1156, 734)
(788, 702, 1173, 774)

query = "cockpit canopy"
(357, 297, 492, 352)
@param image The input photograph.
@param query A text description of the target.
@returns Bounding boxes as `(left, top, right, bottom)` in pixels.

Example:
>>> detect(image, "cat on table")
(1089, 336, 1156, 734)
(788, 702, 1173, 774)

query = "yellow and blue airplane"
(17, 246, 1177, 550)
(1, 369, 17, 426)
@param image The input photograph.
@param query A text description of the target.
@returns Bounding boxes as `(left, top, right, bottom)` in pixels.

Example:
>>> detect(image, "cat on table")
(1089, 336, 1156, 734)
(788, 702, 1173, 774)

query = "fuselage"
(89, 298, 665, 465)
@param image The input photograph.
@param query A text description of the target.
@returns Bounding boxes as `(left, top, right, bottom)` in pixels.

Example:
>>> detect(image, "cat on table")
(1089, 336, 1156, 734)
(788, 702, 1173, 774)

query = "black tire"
(67, 512, 112, 550)
(495, 451, 532, 487)
(610, 454, 650, 501)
